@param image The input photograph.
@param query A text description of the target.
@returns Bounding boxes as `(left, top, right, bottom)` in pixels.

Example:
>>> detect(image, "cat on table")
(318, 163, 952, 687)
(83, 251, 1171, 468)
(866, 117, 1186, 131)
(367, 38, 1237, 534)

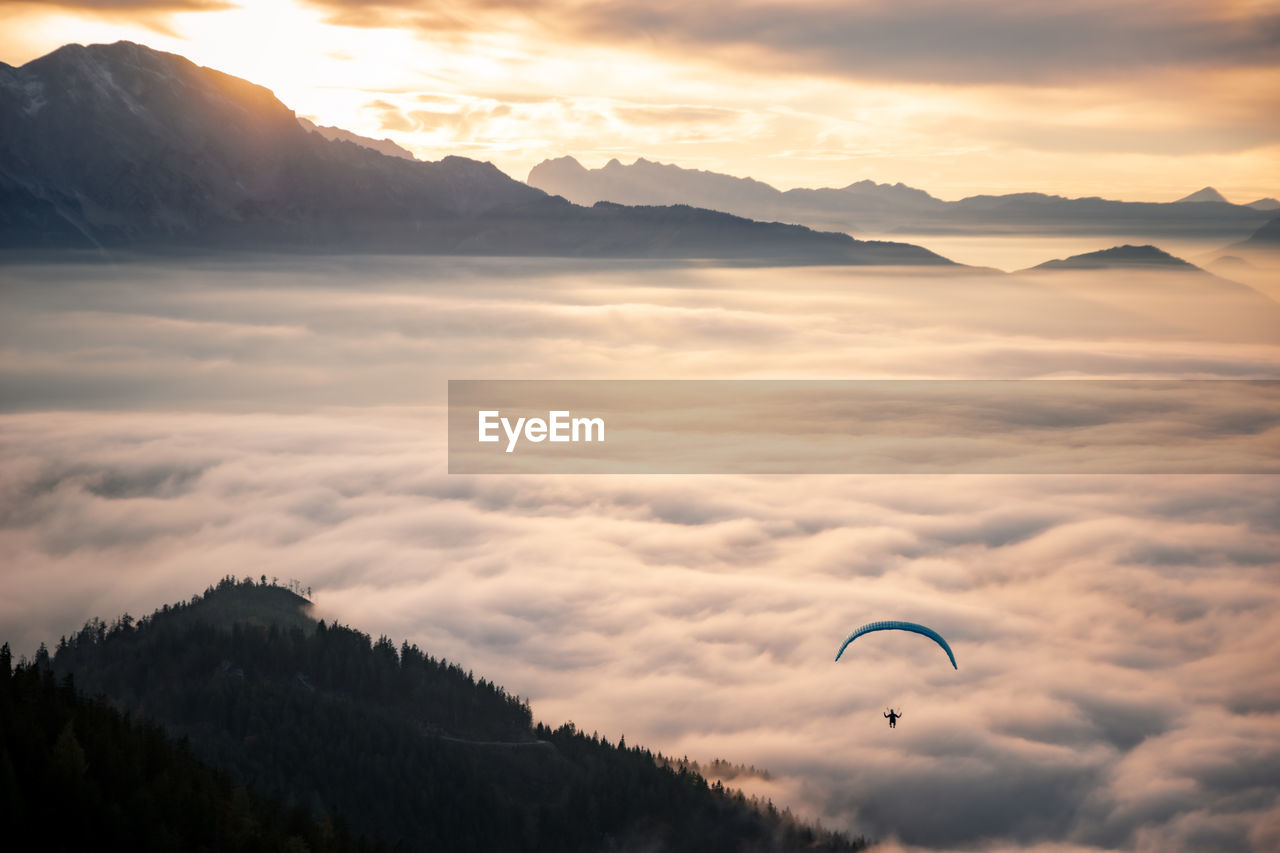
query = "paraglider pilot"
(884, 708, 902, 729)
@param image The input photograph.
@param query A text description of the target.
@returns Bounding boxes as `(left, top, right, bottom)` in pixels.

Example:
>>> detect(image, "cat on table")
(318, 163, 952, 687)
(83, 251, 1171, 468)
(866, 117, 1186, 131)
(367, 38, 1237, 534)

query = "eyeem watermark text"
(478, 410, 606, 453)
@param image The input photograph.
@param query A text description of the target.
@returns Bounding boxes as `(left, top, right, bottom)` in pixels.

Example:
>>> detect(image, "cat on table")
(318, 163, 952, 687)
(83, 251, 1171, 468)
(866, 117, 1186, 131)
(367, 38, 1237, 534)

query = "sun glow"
(2, 0, 1277, 200)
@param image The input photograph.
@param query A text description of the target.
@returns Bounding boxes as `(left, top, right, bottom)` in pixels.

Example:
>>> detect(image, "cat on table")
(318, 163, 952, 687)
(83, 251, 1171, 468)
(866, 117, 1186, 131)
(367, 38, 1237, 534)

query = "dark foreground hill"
(0, 41, 947, 265)
(1014, 244, 1280, 343)
(37, 577, 867, 853)
(0, 645, 382, 852)
(1023, 244, 1200, 272)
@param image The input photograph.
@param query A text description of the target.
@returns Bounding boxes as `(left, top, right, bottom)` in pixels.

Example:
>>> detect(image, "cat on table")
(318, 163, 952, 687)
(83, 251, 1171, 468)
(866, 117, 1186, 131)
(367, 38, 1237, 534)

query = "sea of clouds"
(1, 256, 1277, 851)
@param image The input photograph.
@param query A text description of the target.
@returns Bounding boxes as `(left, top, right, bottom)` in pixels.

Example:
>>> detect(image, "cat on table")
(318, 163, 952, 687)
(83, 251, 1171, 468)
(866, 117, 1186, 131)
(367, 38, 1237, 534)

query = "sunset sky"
(3, 0, 1278, 202)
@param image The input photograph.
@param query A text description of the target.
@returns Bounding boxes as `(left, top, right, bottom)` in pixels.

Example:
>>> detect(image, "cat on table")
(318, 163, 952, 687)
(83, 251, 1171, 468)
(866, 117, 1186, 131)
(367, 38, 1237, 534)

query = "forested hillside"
(0, 644, 382, 852)
(36, 576, 867, 852)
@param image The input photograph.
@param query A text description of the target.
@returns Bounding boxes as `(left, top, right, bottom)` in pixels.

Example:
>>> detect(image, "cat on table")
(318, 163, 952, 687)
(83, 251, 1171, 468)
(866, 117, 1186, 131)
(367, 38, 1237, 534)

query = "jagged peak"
(525, 156, 587, 183)
(32, 40, 190, 72)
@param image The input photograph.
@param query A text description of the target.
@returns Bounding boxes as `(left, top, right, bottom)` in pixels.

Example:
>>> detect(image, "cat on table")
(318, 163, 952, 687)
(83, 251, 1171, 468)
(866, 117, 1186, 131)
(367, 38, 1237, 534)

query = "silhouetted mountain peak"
(179, 578, 315, 631)
(1176, 186, 1229, 204)
(838, 178, 940, 205)
(1246, 197, 1280, 211)
(1, 40, 549, 249)
(1026, 244, 1200, 272)
(537, 154, 587, 170)
(16, 40, 295, 131)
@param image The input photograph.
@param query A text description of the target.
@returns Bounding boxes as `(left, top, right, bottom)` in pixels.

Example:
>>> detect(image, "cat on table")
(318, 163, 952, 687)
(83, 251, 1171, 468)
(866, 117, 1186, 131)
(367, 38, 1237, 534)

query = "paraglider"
(834, 620, 957, 669)
(835, 620, 956, 728)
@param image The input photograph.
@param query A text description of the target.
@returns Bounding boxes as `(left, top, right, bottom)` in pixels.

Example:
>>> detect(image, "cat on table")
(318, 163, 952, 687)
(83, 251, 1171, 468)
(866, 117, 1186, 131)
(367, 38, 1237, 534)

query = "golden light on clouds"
(2, 0, 1278, 201)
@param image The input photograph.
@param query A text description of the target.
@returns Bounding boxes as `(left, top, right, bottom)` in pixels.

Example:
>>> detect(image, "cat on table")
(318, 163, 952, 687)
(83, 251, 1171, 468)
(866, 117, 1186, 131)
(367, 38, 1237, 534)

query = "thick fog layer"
(1, 257, 1277, 851)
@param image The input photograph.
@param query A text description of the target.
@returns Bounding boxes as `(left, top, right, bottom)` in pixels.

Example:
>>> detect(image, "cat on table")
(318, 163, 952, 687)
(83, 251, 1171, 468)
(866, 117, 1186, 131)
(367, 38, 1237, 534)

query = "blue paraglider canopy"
(835, 620, 957, 669)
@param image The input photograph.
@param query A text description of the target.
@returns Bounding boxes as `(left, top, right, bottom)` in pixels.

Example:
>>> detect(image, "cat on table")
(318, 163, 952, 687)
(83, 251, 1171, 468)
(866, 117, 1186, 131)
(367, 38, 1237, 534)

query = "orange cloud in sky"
(1, 0, 1278, 201)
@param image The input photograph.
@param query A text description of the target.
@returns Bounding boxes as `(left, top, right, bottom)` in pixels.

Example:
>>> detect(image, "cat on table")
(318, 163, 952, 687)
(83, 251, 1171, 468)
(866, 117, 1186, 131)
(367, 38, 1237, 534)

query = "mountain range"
(0, 41, 948, 265)
(528, 157, 1275, 240)
(11, 576, 868, 852)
